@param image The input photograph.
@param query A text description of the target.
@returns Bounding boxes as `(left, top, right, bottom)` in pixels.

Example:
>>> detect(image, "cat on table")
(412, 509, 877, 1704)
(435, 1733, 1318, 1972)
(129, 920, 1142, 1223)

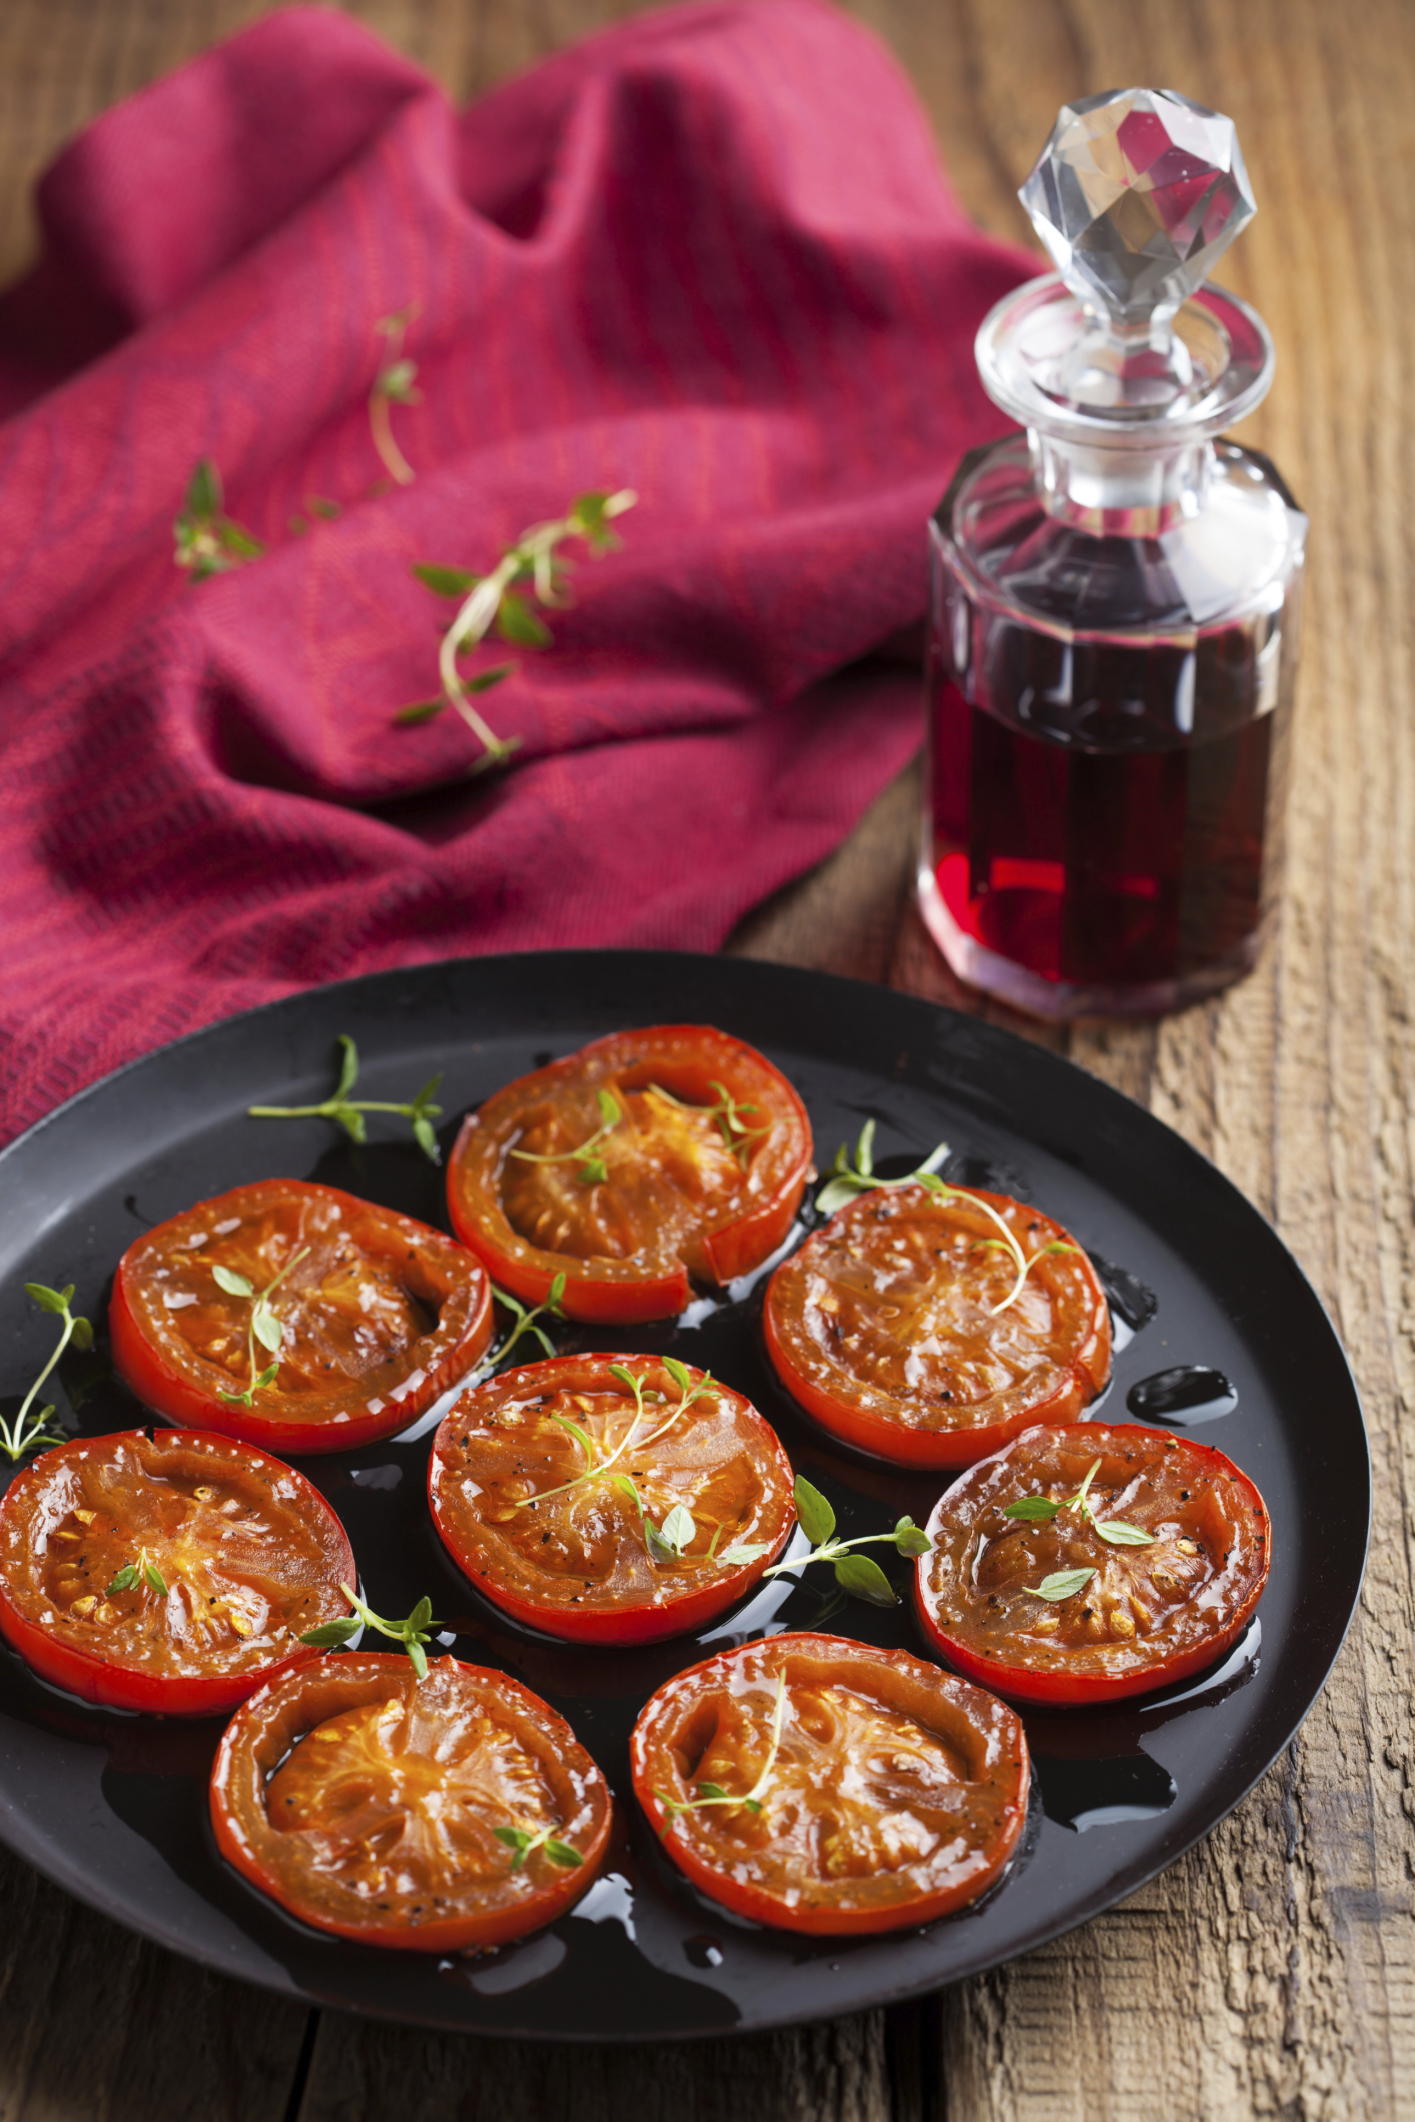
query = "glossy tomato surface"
(110, 1179, 493, 1453)
(211, 1652, 612, 1950)
(631, 1631, 1029, 1935)
(915, 1422, 1272, 1705)
(446, 1025, 813, 1323)
(0, 1430, 354, 1715)
(764, 1182, 1110, 1469)
(430, 1353, 795, 1645)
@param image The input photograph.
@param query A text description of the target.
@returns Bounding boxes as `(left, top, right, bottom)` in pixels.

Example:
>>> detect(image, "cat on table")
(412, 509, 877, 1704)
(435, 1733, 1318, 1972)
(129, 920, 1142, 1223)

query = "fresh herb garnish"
(300, 1583, 437, 1680)
(486, 1274, 568, 1370)
(106, 1549, 168, 1598)
(173, 459, 264, 581)
(509, 1088, 622, 1186)
(492, 1823, 584, 1872)
(508, 1357, 715, 1562)
(2, 1283, 92, 1462)
(753, 1475, 932, 1608)
(369, 306, 420, 486)
(1003, 1455, 1155, 1551)
(656, 1672, 787, 1831)
(397, 489, 636, 770)
(816, 1119, 949, 1215)
(646, 1081, 769, 1170)
(248, 1034, 444, 1163)
(1026, 1567, 1097, 1602)
(214, 1246, 310, 1408)
(817, 1122, 1077, 1318)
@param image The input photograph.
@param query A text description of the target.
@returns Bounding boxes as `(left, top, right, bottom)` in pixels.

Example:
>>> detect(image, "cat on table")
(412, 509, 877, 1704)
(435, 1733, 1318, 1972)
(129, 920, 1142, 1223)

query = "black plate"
(0, 951, 1369, 2041)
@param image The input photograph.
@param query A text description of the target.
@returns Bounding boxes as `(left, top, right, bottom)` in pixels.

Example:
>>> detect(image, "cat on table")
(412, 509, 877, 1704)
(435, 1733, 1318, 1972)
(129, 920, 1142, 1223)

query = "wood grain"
(1, 0, 1412, 2115)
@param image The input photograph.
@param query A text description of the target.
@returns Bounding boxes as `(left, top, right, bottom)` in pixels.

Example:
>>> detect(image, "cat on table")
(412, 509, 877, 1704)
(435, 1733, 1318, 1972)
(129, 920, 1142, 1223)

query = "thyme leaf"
(1027, 1568, 1097, 1602)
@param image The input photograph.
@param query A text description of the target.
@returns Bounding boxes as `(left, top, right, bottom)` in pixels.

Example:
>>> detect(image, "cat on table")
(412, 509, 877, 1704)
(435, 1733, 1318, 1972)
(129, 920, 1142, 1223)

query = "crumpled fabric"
(0, 0, 1029, 1143)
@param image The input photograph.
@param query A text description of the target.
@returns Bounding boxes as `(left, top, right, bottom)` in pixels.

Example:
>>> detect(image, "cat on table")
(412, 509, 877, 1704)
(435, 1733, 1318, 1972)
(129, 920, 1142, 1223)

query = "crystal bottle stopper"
(1017, 88, 1257, 410)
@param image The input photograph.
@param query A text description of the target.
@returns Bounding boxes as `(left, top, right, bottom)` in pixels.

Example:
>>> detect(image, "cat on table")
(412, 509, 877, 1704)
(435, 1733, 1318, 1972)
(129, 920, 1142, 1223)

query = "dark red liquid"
(927, 608, 1295, 993)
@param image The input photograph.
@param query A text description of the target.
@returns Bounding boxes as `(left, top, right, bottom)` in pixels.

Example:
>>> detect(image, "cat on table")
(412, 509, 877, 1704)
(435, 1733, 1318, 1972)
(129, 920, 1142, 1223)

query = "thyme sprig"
(107, 1548, 168, 1598)
(509, 1089, 622, 1186)
(397, 488, 636, 770)
(748, 1475, 931, 1608)
(369, 306, 420, 486)
(1005, 1455, 1155, 1558)
(818, 1123, 1077, 1318)
(300, 1583, 437, 1680)
(174, 459, 264, 580)
(487, 1274, 568, 1370)
(656, 1673, 787, 1832)
(508, 1357, 715, 1562)
(248, 1034, 444, 1163)
(647, 1081, 769, 1170)
(492, 1823, 584, 1872)
(213, 1246, 310, 1408)
(3, 1283, 91, 1462)
(816, 1119, 949, 1215)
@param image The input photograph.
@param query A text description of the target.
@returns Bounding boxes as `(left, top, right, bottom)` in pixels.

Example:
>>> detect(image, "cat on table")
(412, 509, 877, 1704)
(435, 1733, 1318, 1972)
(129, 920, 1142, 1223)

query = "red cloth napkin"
(0, 0, 1030, 1145)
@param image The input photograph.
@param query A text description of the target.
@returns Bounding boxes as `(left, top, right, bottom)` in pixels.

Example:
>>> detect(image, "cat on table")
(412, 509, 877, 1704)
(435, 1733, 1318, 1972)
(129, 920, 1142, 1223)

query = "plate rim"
(0, 948, 1373, 2039)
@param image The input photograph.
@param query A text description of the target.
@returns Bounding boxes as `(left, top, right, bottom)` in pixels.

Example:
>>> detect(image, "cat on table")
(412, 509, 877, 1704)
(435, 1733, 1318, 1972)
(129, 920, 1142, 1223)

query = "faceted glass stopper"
(1019, 88, 1256, 328)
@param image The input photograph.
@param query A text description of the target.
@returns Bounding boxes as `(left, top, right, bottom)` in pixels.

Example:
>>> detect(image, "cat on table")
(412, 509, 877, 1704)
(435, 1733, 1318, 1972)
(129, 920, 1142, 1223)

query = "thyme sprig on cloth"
(397, 489, 636, 770)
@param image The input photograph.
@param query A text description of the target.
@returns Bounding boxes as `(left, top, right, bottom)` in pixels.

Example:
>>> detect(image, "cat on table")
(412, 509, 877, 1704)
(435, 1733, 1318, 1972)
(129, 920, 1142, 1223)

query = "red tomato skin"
(446, 1026, 813, 1323)
(445, 1182, 689, 1324)
(762, 1297, 1092, 1472)
(210, 1653, 613, 1951)
(0, 1431, 355, 1716)
(109, 1182, 493, 1455)
(632, 1632, 1030, 1935)
(428, 1354, 795, 1646)
(913, 1423, 1272, 1707)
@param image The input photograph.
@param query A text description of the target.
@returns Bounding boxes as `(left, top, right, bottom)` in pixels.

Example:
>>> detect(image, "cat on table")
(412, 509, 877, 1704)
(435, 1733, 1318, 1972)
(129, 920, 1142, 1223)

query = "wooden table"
(1, 1, 1410, 2115)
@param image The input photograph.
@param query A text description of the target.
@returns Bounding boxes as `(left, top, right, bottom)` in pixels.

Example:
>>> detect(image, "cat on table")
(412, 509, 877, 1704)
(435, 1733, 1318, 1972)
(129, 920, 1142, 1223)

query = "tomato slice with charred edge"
(914, 1422, 1272, 1706)
(763, 1182, 1110, 1469)
(429, 1353, 795, 1646)
(631, 1632, 1029, 1935)
(446, 1026, 813, 1324)
(110, 1180, 493, 1454)
(0, 1430, 355, 1715)
(210, 1652, 612, 1950)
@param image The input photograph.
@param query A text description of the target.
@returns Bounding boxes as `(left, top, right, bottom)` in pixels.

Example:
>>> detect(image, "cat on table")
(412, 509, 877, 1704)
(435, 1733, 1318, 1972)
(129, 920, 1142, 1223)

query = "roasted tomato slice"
(446, 1026, 813, 1324)
(429, 1353, 794, 1645)
(763, 1181, 1110, 1469)
(211, 1651, 612, 1950)
(632, 1631, 1029, 1934)
(915, 1422, 1272, 1705)
(110, 1179, 493, 1454)
(0, 1430, 354, 1715)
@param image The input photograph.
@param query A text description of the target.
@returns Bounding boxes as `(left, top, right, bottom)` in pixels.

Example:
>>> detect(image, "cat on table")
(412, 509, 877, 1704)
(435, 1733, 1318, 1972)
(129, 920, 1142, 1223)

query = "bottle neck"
(1030, 429, 1214, 537)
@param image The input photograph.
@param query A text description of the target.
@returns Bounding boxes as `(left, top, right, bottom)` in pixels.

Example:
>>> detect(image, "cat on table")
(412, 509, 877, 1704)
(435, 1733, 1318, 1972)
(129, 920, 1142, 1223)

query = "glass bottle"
(920, 89, 1307, 1019)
